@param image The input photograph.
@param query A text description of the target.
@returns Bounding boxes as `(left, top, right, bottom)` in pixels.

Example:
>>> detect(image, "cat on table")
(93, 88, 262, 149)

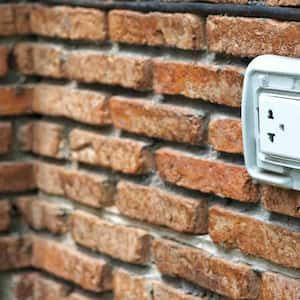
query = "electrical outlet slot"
(268, 109, 274, 119)
(268, 133, 275, 142)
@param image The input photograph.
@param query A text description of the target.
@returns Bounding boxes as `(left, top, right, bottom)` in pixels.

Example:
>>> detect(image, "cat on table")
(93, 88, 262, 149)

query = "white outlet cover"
(242, 54, 300, 191)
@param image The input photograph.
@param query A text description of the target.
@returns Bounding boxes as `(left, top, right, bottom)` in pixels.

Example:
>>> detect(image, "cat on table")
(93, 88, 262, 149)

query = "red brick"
(109, 10, 205, 50)
(110, 96, 205, 145)
(14, 273, 99, 300)
(17, 196, 69, 235)
(0, 236, 32, 271)
(19, 121, 65, 158)
(156, 148, 258, 202)
(0, 122, 12, 155)
(0, 86, 33, 116)
(207, 16, 300, 58)
(33, 85, 111, 126)
(31, 5, 107, 41)
(0, 4, 31, 36)
(153, 281, 206, 300)
(32, 237, 113, 292)
(0, 46, 9, 76)
(114, 269, 152, 300)
(208, 118, 243, 154)
(0, 162, 35, 193)
(153, 60, 243, 107)
(261, 185, 300, 218)
(64, 51, 152, 91)
(71, 210, 152, 264)
(209, 206, 300, 269)
(14, 43, 64, 77)
(116, 181, 208, 234)
(0, 200, 11, 232)
(260, 272, 300, 300)
(153, 238, 260, 299)
(69, 129, 153, 174)
(34, 161, 114, 208)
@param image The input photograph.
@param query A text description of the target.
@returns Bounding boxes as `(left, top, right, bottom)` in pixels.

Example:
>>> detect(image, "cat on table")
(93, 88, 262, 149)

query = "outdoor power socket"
(242, 55, 300, 191)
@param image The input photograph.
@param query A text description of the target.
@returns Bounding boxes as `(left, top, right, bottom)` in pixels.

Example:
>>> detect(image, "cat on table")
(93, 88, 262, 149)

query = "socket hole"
(279, 124, 285, 131)
(268, 110, 274, 119)
(268, 133, 275, 143)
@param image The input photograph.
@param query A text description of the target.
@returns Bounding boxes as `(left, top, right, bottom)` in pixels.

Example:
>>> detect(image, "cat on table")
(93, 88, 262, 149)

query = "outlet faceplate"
(242, 55, 300, 191)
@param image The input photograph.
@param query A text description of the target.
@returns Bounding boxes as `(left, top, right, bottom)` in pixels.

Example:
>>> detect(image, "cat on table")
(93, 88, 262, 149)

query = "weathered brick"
(207, 16, 300, 58)
(260, 272, 300, 300)
(0, 200, 11, 232)
(69, 129, 153, 174)
(17, 196, 69, 235)
(14, 43, 64, 77)
(0, 45, 9, 76)
(153, 281, 205, 300)
(208, 118, 243, 154)
(0, 122, 12, 155)
(209, 206, 300, 269)
(31, 5, 107, 41)
(0, 86, 33, 116)
(34, 161, 114, 208)
(153, 60, 243, 107)
(14, 273, 98, 300)
(153, 238, 260, 299)
(33, 85, 111, 126)
(0, 4, 31, 35)
(261, 185, 300, 218)
(64, 51, 152, 91)
(156, 148, 258, 202)
(109, 10, 205, 50)
(32, 238, 113, 292)
(114, 269, 152, 300)
(110, 96, 205, 145)
(19, 121, 65, 158)
(267, 0, 300, 5)
(0, 162, 35, 193)
(117, 181, 208, 234)
(71, 210, 152, 264)
(0, 236, 32, 271)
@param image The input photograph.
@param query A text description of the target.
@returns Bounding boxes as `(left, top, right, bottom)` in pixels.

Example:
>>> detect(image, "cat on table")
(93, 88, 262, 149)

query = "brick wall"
(1, 2, 300, 300)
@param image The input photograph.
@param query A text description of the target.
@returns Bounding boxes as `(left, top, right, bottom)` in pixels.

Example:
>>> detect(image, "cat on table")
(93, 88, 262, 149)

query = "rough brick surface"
(261, 185, 300, 218)
(153, 238, 260, 299)
(109, 10, 205, 50)
(267, 0, 300, 5)
(0, 45, 9, 76)
(153, 60, 244, 107)
(208, 118, 243, 154)
(17, 196, 69, 235)
(110, 96, 205, 144)
(0, 236, 32, 271)
(156, 148, 258, 202)
(31, 5, 107, 41)
(33, 85, 111, 126)
(34, 161, 114, 208)
(71, 210, 152, 264)
(0, 162, 35, 193)
(0, 200, 11, 232)
(0, 122, 12, 155)
(207, 16, 300, 58)
(64, 51, 152, 91)
(19, 121, 65, 158)
(209, 206, 300, 269)
(32, 238, 113, 292)
(117, 181, 208, 234)
(70, 129, 153, 174)
(0, 86, 33, 116)
(260, 272, 300, 300)
(114, 269, 152, 300)
(0, 4, 31, 36)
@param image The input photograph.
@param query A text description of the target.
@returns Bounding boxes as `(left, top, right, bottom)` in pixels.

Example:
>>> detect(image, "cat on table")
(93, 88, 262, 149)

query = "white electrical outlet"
(242, 54, 300, 191)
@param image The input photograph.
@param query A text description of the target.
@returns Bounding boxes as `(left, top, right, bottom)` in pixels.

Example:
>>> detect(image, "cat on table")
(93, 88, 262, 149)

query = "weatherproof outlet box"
(242, 54, 300, 191)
